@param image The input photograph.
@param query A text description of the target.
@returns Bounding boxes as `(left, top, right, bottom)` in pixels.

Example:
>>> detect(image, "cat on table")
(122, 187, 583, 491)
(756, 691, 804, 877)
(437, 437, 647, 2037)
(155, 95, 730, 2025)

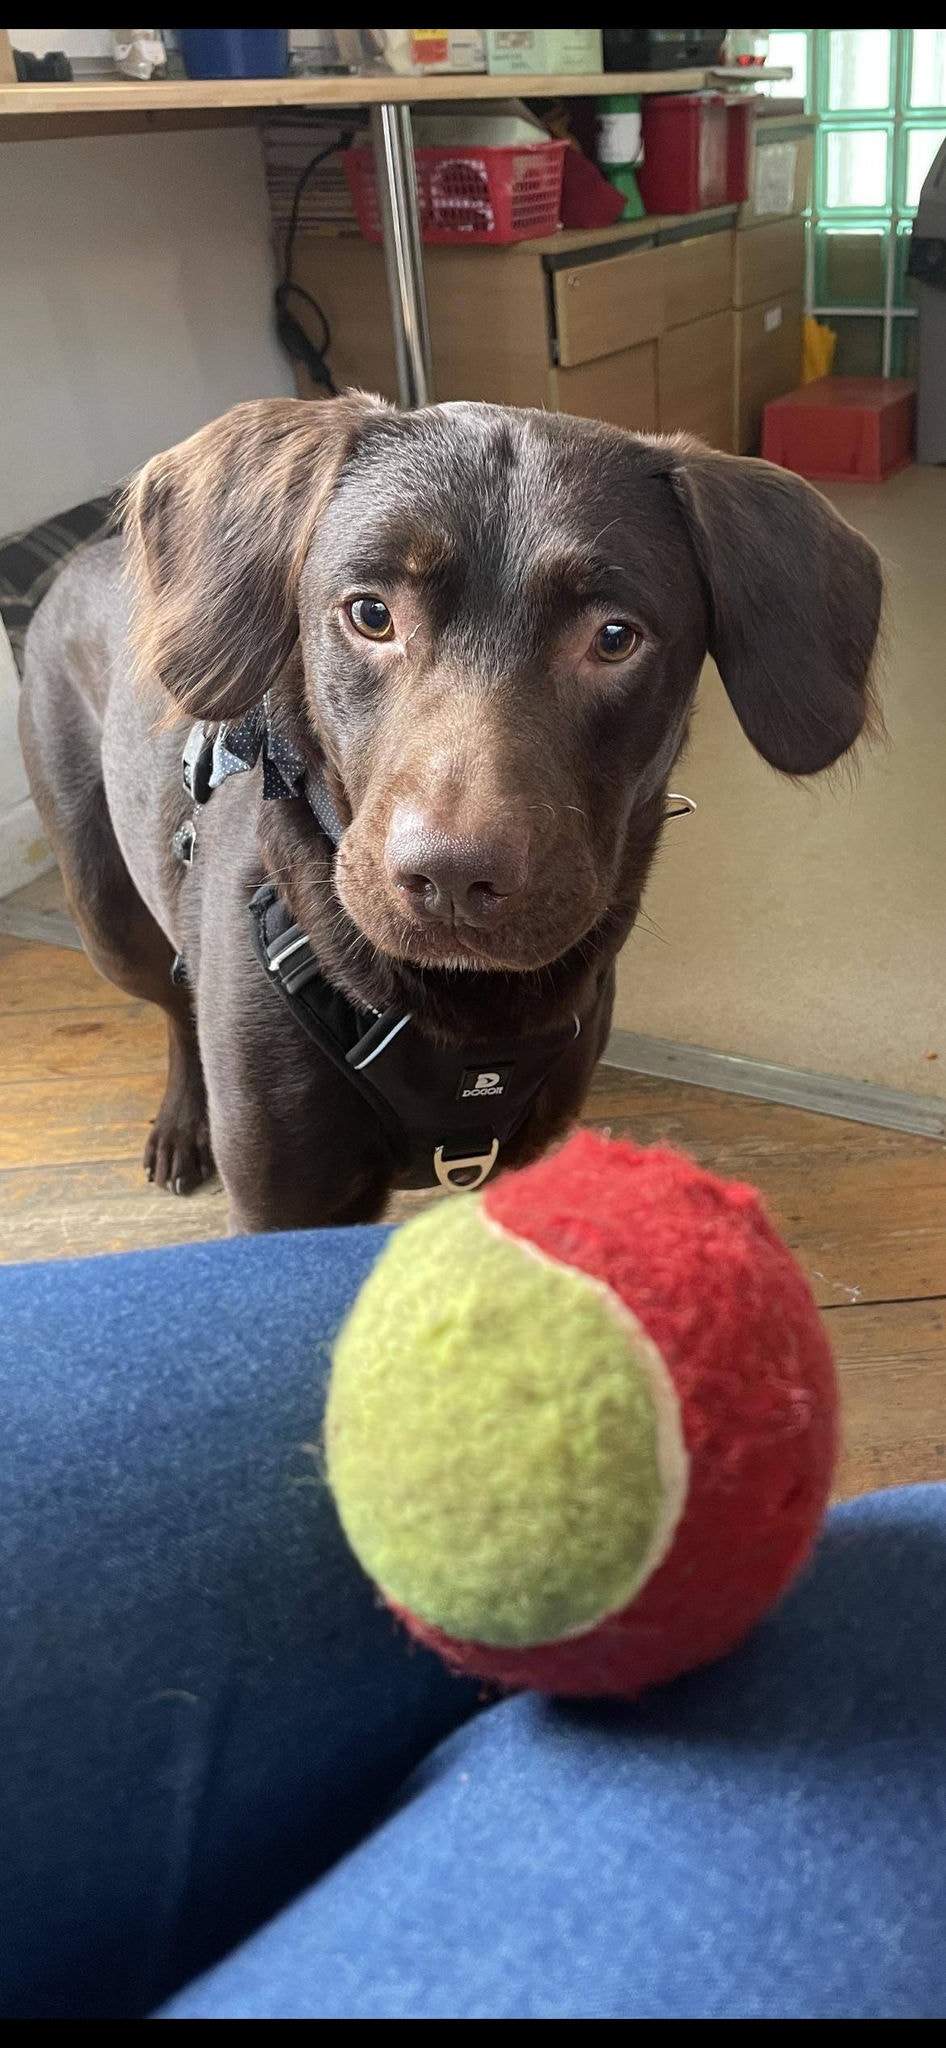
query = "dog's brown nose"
(384, 805, 528, 925)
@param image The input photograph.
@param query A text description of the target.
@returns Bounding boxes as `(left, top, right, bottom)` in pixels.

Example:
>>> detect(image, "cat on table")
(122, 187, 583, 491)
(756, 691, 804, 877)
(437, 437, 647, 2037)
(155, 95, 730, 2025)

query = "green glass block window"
(890, 320, 918, 377)
(823, 125, 891, 210)
(800, 29, 946, 376)
(902, 124, 946, 208)
(824, 29, 893, 113)
(815, 224, 889, 308)
(910, 30, 946, 110)
(832, 319, 885, 376)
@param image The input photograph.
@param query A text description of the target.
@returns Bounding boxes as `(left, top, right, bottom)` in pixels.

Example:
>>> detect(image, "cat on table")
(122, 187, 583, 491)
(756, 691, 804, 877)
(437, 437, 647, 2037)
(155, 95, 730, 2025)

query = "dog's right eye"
(592, 622, 641, 664)
(348, 597, 395, 642)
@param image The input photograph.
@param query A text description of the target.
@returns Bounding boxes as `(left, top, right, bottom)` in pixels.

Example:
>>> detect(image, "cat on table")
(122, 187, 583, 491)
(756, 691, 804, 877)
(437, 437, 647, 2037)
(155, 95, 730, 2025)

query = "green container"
(484, 30, 603, 77)
(595, 92, 645, 221)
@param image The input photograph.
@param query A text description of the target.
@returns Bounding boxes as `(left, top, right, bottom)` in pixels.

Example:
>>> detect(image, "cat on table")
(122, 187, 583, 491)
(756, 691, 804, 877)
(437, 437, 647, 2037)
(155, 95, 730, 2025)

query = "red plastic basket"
(343, 139, 568, 246)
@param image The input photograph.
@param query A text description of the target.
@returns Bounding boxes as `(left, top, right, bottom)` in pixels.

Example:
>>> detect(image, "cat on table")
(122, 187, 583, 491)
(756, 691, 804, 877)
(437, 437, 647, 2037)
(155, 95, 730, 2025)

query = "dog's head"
(128, 395, 882, 977)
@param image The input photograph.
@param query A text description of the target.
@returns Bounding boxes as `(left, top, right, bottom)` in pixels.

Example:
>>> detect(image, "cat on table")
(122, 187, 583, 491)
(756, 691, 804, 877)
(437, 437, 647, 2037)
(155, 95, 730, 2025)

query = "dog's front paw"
(145, 1082, 216, 1196)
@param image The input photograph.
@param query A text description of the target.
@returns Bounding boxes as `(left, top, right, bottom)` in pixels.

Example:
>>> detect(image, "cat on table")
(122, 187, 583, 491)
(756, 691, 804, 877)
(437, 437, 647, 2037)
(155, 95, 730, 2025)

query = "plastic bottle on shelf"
(595, 93, 645, 220)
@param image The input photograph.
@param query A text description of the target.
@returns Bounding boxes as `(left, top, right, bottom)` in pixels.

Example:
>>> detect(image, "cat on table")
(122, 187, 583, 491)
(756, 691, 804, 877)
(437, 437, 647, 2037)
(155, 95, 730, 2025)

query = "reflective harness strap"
(247, 883, 408, 1172)
(247, 883, 580, 1192)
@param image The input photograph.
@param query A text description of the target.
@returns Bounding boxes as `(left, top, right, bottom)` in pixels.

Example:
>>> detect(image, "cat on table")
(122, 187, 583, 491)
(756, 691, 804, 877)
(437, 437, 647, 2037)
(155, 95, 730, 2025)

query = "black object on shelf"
(603, 30, 727, 73)
(14, 49, 74, 81)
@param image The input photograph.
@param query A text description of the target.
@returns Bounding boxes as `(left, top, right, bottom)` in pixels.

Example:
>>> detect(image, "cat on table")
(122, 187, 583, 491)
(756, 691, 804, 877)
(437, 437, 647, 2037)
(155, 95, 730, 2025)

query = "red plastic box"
(762, 377, 917, 483)
(725, 98, 755, 205)
(638, 93, 728, 214)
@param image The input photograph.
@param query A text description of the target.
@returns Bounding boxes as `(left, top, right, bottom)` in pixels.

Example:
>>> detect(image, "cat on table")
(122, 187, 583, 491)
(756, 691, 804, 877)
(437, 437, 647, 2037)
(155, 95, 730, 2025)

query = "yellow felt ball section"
(326, 1198, 671, 1649)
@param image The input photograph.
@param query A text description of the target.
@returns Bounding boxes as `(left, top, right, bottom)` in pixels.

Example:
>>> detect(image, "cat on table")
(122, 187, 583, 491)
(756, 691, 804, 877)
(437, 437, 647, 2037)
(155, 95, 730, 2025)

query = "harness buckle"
(433, 1138, 500, 1193)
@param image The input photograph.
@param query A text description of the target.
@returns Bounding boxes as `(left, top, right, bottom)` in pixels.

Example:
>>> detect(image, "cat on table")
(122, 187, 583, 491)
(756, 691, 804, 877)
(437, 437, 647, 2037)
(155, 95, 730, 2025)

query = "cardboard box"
(352, 30, 487, 75)
(553, 244, 663, 368)
(735, 292, 804, 453)
(734, 216, 806, 310)
(551, 342, 659, 433)
(485, 30, 603, 76)
(658, 310, 736, 452)
(662, 228, 734, 330)
(740, 119, 815, 226)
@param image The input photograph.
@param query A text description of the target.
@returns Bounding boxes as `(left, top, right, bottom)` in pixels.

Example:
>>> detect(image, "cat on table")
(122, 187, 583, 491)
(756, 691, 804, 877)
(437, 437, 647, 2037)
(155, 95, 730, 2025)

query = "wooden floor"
(2, 875, 945, 1505)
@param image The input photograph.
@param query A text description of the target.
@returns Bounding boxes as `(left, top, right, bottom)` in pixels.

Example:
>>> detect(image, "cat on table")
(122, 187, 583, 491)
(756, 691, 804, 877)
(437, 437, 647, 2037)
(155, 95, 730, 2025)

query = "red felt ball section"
(399, 1132, 838, 1697)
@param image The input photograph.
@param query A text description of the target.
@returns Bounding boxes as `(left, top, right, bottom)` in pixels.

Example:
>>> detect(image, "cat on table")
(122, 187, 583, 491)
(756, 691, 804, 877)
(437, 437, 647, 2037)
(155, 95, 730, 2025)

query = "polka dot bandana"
(210, 693, 307, 802)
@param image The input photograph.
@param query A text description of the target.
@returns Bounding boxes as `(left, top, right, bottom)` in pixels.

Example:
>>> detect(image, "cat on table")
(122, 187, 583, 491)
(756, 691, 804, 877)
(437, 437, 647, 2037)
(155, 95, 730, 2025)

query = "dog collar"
(181, 707, 696, 852)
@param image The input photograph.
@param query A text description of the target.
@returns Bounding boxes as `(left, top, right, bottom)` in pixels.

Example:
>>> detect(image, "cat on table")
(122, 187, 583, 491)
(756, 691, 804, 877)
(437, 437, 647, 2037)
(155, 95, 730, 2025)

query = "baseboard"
(603, 1028, 946, 1141)
(0, 797, 56, 899)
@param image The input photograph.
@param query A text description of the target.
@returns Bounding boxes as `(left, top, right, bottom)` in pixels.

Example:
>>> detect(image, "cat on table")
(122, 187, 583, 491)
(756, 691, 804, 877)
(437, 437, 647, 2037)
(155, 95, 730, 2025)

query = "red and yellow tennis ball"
(326, 1132, 838, 1697)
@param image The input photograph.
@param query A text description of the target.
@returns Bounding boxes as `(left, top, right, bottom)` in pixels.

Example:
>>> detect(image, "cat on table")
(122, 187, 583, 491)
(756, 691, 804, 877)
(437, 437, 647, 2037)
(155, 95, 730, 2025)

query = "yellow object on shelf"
(802, 316, 837, 384)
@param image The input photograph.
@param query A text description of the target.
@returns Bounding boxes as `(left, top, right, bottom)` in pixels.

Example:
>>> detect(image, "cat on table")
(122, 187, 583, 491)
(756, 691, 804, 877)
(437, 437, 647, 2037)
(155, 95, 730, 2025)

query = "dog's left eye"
(348, 596, 395, 642)
(592, 622, 641, 664)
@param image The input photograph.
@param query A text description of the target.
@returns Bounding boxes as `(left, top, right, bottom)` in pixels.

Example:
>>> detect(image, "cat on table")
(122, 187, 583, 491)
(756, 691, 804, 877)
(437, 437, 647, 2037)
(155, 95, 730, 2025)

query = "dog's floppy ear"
(125, 393, 384, 721)
(667, 446, 883, 774)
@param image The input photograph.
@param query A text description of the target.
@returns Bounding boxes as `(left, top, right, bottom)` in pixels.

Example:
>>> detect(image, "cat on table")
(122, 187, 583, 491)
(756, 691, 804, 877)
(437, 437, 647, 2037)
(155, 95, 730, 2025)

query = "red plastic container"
(725, 98, 755, 205)
(344, 140, 567, 246)
(638, 93, 728, 215)
(762, 377, 917, 483)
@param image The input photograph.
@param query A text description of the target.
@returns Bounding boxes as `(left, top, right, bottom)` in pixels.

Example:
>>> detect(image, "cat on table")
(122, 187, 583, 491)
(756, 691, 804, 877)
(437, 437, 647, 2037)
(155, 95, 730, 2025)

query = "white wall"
(0, 127, 293, 533)
(0, 125, 295, 890)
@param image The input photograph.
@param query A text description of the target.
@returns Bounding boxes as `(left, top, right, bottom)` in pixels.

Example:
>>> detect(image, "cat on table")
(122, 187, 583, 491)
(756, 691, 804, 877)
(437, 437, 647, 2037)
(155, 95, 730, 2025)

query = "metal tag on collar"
(665, 792, 697, 820)
(172, 819, 197, 866)
(433, 1138, 500, 1192)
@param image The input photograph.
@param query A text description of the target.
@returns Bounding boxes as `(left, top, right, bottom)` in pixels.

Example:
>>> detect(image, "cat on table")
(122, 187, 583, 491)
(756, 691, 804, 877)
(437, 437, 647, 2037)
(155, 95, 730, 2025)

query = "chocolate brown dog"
(19, 395, 882, 1232)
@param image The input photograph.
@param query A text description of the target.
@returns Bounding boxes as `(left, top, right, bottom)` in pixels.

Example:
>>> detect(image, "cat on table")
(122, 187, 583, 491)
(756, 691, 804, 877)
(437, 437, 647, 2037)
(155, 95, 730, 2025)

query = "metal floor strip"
(603, 1028, 946, 1141)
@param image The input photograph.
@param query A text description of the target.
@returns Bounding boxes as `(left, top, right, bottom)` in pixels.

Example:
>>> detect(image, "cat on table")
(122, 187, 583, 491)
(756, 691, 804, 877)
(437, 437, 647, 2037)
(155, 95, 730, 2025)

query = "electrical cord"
(274, 132, 355, 396)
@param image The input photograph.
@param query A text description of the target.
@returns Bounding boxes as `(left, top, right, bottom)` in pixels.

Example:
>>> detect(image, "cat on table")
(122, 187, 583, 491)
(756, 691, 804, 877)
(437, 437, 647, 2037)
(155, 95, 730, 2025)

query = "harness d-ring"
(433, 1140, 500, 1192)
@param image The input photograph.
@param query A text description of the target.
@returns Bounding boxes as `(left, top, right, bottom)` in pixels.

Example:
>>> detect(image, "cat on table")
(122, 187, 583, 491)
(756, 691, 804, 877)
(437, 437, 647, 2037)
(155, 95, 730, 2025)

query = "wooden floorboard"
(2, 1001, 166, 1085)
(0, 934, 129, 1010)
(2, 925, 945, 1503)
(831, 1299, 946, 1499)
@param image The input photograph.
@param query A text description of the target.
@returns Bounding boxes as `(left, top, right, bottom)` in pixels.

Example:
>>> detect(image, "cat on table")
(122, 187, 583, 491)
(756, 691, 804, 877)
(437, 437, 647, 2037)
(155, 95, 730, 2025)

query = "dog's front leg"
(195, 946, 392, 1233)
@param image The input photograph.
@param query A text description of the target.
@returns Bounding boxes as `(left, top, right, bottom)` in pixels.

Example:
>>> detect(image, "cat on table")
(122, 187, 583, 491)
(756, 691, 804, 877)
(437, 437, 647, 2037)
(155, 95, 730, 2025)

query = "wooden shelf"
(0, 67, 710, 125)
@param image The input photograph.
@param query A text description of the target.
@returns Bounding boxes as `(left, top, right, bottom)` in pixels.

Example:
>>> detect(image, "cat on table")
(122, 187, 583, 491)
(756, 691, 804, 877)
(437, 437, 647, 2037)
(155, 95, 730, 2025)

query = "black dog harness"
(248, 882, 581, 1190)
(174, 706, 584, 1191)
